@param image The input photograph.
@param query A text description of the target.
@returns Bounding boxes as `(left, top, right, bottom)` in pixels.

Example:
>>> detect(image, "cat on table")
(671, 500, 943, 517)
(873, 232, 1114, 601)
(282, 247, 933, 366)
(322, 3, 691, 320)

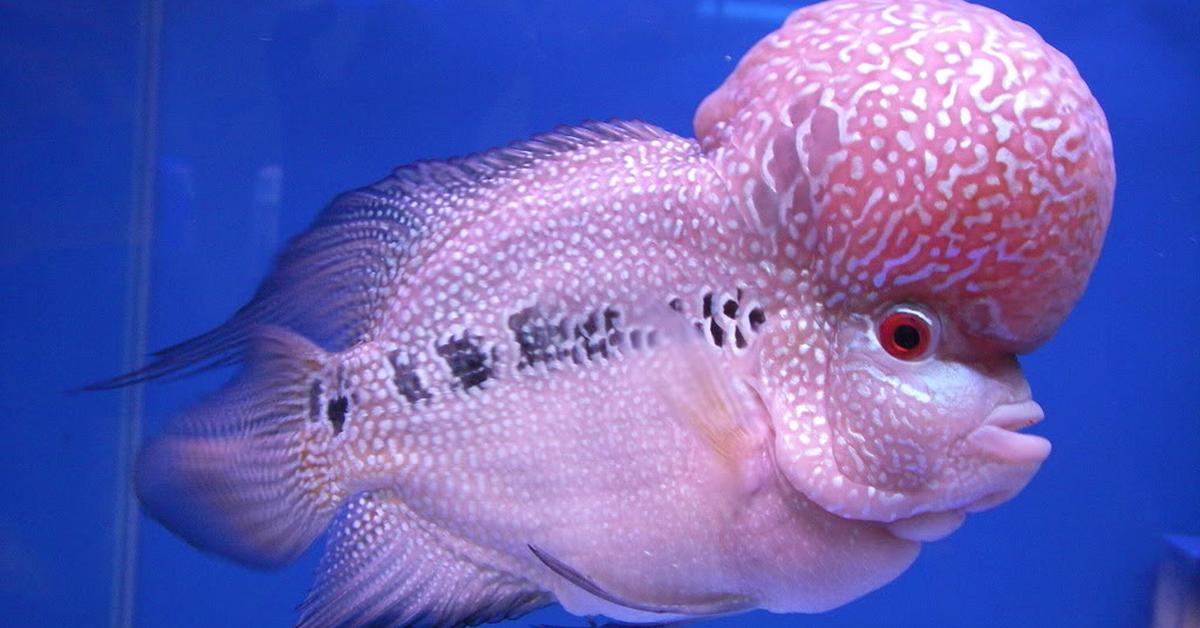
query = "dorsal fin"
(86, 120, 671, 389)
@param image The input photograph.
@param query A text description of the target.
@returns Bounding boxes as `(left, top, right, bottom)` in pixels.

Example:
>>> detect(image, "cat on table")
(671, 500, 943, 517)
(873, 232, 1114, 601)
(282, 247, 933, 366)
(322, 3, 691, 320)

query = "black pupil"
(893, 324, 922, 351)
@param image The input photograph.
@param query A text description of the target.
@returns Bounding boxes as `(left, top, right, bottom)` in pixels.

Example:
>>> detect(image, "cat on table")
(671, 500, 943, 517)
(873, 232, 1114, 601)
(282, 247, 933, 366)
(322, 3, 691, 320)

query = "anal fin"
(299, 490, 548, 628)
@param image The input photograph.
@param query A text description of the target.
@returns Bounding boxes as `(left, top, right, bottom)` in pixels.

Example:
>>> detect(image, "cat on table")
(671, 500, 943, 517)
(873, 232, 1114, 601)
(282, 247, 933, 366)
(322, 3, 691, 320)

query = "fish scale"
(99, 1, 1114, 625)
(303, 123, 786, 620)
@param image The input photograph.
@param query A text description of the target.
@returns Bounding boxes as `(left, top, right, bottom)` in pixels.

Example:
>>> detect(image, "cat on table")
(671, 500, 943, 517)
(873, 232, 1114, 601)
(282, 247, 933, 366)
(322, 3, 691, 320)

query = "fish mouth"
(885, 401, 1048, 541)
(967, 400, 1051, 466)
(886, 510, 966, 542)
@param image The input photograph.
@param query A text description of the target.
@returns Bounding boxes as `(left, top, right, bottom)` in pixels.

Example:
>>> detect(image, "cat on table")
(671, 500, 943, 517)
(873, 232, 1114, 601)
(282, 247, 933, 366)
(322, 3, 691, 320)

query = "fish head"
(815, 303, 1048, 534)
(695, 0, 1113, 535)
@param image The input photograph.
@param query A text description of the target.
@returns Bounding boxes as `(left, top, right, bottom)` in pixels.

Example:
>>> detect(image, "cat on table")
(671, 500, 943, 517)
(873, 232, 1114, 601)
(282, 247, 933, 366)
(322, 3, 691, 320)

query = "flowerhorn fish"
(95, 0, 1114, 625)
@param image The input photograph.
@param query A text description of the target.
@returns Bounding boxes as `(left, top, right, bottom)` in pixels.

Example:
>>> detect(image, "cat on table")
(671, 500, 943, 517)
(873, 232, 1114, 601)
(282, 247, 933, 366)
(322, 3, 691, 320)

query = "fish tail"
(135, 326, 343, 569)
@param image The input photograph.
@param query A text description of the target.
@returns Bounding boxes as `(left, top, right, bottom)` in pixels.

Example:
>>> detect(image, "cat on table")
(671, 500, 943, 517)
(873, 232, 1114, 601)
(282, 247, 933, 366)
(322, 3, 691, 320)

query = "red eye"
(877, 305, 938, 360)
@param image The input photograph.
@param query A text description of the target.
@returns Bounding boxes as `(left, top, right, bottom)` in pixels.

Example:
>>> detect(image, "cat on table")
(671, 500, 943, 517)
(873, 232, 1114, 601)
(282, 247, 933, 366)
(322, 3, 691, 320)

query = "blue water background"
(1, 1, 1197, 626)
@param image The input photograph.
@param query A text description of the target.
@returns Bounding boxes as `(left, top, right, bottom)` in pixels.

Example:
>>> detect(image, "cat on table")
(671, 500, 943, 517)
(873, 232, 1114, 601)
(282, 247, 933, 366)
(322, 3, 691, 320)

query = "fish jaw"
(774, 405, 1050, 532)
(882, 401, 1048, 542)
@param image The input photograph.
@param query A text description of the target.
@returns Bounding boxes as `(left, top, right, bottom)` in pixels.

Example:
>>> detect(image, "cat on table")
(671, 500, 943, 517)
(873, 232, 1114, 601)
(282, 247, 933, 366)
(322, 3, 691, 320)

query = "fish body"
(104, 1, 1114, 626)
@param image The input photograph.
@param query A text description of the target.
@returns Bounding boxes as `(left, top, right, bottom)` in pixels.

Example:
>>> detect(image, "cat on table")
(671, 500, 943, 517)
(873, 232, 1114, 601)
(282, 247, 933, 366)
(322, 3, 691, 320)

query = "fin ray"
(134, 326, 342, 568)
(638, 306, 769, 467)
(299, 490, 549, 628)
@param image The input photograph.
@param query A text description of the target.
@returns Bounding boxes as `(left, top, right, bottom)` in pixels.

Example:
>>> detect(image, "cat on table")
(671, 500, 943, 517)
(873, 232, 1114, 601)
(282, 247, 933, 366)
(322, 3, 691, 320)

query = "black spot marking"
(695, 289, 767, 351)
(668, 297, 683, 313)
(509, 307, 567, 369)
(509, 304, 653, 369)
(603, 308, 626, 349)
(389, 352, 431, 403)
(437, 333, 493, 390)
(326, 396, 348, 435)
(629, 329, 643, 350)
(581, 313, 599, 336)
(710, 319, 725, 347)
(575, 312, 610, 361)
(749, 307, 766, 331)
(603, 308, 619, 333)
(557, 319, 574, 356)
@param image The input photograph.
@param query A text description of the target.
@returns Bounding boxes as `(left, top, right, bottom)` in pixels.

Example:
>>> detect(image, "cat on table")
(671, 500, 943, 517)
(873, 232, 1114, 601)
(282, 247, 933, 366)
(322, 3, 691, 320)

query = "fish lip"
(967, 401, 1050, 466)
(982, 400, 1045, 431)
(885, 509, 966, 542)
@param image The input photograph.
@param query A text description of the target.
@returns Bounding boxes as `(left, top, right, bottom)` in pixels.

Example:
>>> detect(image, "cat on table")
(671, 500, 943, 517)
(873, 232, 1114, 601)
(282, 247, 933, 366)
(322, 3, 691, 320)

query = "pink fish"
(98, 0, 1114, 625)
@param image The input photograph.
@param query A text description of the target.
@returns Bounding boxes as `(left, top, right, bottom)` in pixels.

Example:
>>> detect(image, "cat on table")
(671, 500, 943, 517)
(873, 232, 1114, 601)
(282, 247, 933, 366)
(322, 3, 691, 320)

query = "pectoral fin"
(637, 305, 771, 471)
(528, 545, 752, 617)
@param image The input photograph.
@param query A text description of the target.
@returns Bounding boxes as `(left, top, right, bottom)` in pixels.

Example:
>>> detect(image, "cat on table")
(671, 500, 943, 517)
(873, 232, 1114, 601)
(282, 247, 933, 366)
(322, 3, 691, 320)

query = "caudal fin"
(135, 326, 343, 569)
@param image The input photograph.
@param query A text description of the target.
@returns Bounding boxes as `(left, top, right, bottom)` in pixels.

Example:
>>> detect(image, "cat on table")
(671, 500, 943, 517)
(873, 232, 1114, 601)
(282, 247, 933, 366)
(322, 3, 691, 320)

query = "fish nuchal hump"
(87, 119, 672, 390)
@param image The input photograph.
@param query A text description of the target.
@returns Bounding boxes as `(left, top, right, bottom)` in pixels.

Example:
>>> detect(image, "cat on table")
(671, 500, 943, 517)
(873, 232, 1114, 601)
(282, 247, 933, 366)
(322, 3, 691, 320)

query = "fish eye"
(877, 304, 939, 361)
